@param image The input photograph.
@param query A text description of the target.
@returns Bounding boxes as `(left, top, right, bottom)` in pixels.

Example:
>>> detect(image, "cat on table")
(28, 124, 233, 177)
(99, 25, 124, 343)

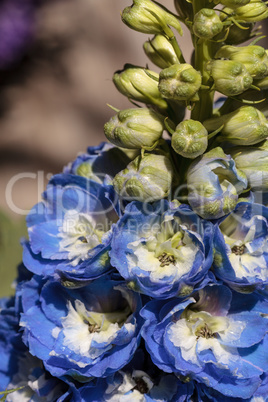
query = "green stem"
(169, 36, 186, 64)
(191, 40, 214, 122)
(162, 23, 186, 64)
(190, 0, 215, 122)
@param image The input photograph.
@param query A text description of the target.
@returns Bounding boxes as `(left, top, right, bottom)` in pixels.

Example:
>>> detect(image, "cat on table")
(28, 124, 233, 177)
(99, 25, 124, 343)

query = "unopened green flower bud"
(204, 106, 268, 146)
(193, 9, 223, 39)
(230, 146, 268, 191)
(220, 0, 250, 8)
(143, 34, 180, 69)
(113, 64, 167, 110)
(207, 59, 253, 96)
(233, 0, 268, 22)
(174, 0, 193, 21)
(104, 108, 164, 149)
(224, 21, 254, 45)
(113, 153, 173, 201)
(158, 63, 202, 101)
(216, 45, 268, 79)
(171, 119, 208, 159)
(121, 0, 182, 36)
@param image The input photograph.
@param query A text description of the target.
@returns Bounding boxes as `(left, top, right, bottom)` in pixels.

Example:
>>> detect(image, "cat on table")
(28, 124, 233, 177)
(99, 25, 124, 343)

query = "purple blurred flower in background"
(0, 0, 41, 69)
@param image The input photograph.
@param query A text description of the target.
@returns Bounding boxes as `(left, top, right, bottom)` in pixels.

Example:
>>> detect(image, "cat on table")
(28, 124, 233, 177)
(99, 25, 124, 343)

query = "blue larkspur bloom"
(141, 284, 268, 399)
(110, 200, 215, 299)
(77, 348, 195, 401)
(213, 202, 268, 292)
(187, 147, 247, 219)
(79, 369, 194, 401)
(0, 296, 78, 402)
(23, 173, 119, 286)
(78, 364, 268, 401)
(64, 142, 131, 185)
(19, 275, 143, 380)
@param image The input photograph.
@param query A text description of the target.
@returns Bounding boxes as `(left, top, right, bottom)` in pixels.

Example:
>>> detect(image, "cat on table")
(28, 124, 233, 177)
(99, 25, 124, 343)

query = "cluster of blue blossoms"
(0, 142, 267, 401)
(1, 0, 268, 400)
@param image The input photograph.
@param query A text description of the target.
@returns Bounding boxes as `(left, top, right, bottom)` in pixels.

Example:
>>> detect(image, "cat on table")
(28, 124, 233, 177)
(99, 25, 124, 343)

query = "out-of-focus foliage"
(0, 212, 26, 297)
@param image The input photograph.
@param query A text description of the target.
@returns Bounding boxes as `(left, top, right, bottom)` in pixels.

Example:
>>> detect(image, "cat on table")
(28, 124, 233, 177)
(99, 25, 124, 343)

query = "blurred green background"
(0, 213, 26, 297)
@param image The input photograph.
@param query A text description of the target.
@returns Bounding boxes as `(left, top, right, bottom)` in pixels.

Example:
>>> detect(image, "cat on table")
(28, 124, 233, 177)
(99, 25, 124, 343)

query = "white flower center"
(104, 370, 153, 402)
(221, 215, 268, 280)
(127, 215, 199, 282)
(58, 210, 106, 265)
(61, 299, 133, 360)
(168, 308, 245, 368)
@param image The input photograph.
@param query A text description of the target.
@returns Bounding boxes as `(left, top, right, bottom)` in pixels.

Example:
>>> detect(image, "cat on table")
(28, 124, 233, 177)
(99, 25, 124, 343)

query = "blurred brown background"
(0, 0, 192, 219)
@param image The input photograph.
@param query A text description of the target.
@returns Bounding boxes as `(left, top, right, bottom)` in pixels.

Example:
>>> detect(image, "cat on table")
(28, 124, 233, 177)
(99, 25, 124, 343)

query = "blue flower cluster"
(2, 0, 268, 399)
(1, 141, 268, 401)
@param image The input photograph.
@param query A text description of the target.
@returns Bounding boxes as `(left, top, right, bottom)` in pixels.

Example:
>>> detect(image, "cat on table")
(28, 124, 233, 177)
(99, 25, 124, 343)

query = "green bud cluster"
(102, 0, 268, 216)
